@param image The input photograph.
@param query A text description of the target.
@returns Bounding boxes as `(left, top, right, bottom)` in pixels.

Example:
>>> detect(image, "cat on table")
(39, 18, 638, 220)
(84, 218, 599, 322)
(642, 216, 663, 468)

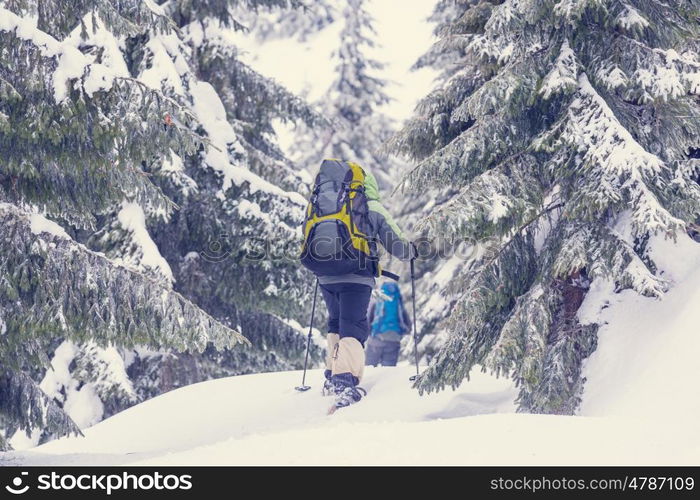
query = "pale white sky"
(236, 0, 438, 123)
(367, 0, 439, 121)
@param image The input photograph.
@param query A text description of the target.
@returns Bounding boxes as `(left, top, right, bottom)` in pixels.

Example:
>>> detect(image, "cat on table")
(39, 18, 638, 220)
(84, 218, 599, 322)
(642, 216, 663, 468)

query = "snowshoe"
(328, 386, 366, 414)
(321, 378, 335, 397)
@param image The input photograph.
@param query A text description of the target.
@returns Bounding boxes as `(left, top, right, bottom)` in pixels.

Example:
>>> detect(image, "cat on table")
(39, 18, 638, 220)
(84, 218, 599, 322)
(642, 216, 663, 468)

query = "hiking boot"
(322, 378, 335, 396)
(330, 372, 359, 393)
(321, 369, 334, 396)
(334, 385, 366, 408)
(330, 372, 365, 408)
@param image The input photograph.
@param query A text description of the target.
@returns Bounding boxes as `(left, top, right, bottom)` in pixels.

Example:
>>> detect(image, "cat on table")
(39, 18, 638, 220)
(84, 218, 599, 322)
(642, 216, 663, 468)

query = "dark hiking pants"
(365, 336, 400, 366)
(319, 282, 372, 345)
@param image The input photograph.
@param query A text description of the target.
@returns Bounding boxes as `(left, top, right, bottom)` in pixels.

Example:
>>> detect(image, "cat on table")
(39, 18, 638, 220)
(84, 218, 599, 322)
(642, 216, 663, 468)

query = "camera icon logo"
(5, 472, 29, 495)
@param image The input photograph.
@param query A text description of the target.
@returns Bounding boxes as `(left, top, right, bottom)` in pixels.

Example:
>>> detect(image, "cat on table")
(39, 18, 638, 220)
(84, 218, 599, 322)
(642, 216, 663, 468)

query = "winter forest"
(1, 0, 699, 465)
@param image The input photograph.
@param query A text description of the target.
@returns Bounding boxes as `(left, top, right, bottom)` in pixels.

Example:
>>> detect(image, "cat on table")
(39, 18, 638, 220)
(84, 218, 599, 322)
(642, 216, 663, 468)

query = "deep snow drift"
(578, 234, 700, 421)
(1, 361, 697, 465)
(2, 236, 699, 465)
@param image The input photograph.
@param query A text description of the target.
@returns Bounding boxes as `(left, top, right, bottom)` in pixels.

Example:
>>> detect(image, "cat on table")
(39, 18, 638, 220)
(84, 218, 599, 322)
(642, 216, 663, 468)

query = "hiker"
(300, 159, 414, 409)
(366, 281, 411, 367)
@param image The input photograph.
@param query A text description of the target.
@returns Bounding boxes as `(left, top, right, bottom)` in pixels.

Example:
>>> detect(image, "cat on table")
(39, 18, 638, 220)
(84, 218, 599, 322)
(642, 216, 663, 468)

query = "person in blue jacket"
(365, 281, 412, 367)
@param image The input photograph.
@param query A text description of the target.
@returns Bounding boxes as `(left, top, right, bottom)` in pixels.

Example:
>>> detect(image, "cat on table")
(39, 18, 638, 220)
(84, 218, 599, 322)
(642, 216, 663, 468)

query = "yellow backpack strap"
(346, 161, 365, 198)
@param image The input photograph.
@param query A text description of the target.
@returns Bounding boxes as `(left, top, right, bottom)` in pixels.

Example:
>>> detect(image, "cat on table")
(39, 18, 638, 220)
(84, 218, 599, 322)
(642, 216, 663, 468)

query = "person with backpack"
(300, 159, 414, 410)
(366, 281, 411, 367)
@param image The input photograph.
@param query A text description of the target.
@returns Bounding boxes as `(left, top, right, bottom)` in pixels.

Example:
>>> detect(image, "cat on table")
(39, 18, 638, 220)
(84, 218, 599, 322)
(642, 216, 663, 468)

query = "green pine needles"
(0, 0, 321, 449)
(392, 0, 700, 413)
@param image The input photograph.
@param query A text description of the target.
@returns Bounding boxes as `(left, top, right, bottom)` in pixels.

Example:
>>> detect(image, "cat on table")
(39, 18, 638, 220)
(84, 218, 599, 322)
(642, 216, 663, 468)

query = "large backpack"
(300, 159, 378, 277)
(371, 282, 406, 335)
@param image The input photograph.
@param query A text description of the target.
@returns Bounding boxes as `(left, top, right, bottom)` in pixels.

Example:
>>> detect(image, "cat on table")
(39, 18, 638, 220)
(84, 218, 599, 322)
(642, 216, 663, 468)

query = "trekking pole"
(295, 279, 319, 392)
(409, 256, 420, 382)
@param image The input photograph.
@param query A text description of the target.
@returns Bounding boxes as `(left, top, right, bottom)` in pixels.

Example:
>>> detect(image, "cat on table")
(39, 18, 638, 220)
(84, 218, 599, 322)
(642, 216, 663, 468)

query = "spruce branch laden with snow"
(7, 0, 324, 446)
(391, 0, 700, 413)
(0, 0, 266, 447)
(242, 0, 337, 43)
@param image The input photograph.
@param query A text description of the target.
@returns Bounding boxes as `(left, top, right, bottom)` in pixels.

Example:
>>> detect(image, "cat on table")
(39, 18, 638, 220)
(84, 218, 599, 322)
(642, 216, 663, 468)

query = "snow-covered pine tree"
(391, 0, 700, 414)
(243, 0, 337, 43)
(0, 0, 250, 449)
(5, 0, 325, 436)
(288, 0, 399, 188)
(168, 0, 331, 375)
(102, 0, 326, 377)
(392, 0, 480, 363)
(412, 0, 476, 80)
(87, 0, 322, 316)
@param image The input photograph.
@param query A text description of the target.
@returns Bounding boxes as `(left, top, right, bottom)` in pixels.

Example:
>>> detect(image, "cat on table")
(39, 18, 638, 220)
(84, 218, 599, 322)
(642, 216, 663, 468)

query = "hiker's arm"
(370, 202, 413, 260)
(368, 301, 375, 325)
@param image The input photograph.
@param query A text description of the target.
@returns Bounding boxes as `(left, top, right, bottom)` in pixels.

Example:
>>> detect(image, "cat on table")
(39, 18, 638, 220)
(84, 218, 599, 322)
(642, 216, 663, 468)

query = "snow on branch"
(0, 204, 248, 355)
(189, 81, 306, 205)
(116, 202, 175, 283)
(539, 40, 578, 99)
(633, 46, 700, 101)
(451, 65, 537, 123)
(0, 370, 83, 450)
(545, 221, 668, 297)
(536, 73, 684, 236)
(553, 0, 608, 24)
(0, 7, 124, 102)
(615, 3, 650, 32)
(414, 155, 544, 242)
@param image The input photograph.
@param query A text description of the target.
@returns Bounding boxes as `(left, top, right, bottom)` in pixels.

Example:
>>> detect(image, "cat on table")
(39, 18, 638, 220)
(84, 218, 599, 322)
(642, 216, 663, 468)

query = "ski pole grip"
(409, 241, 418, 261)
(380, 270, 400, 281)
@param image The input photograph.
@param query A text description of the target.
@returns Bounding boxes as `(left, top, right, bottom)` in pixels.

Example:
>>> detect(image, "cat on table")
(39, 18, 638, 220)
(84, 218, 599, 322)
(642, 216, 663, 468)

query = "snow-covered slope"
(2, 361, 698, 465)
(579, 234, 700, 420)
(3, 238, 698, 465)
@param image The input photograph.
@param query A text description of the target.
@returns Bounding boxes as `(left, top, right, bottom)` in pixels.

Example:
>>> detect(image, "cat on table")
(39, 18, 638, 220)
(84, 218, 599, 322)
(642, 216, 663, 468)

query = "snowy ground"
(1, 364, 697, 465)
(579, 234, 700, 422)
(3, 236, 699, 466)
